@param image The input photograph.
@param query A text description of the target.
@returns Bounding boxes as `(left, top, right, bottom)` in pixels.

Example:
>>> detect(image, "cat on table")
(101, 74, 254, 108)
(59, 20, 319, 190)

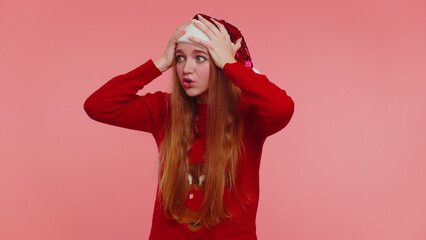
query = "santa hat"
(177, 13, 260, 74)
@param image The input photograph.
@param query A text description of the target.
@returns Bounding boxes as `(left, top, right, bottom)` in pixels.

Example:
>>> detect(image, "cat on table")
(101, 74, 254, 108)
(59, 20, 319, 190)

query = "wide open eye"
(175, 55, 184, 62)
(196, 55, 207, 62)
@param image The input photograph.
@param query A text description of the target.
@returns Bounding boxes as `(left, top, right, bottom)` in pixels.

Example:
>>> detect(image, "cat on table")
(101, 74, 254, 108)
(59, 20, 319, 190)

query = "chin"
(184, 89, 202, 98)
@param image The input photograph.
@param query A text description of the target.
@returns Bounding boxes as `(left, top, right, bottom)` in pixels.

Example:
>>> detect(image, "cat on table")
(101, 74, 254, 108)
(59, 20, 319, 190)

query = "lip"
(182, 77, 195, 88)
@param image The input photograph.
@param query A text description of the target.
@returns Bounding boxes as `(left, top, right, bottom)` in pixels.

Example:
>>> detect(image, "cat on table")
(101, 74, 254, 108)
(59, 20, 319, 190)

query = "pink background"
(1, 0, 425, 239)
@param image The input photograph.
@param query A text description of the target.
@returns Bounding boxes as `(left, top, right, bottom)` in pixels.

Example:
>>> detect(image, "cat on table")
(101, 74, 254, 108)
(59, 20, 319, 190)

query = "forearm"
(84, 59, 163, 131)
(154, 57, 170, 73)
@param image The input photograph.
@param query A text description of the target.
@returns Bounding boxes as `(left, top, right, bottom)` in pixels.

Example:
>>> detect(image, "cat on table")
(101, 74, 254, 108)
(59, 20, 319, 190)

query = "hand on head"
(155, 19, 192, 72)
(189, 15, 242, 69)
(154, 15, 243, 72)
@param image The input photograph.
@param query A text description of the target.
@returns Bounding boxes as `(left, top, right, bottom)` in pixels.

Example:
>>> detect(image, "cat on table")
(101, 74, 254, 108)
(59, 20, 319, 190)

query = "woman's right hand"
(154, 19, 192, 72)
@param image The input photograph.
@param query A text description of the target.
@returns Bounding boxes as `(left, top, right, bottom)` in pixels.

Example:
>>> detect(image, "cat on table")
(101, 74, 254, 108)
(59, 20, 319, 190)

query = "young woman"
(84, 13, 294, 240)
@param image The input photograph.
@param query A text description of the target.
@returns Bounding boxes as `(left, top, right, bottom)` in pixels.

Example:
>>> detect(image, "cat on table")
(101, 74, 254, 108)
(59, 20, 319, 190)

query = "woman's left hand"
(189, 15, 242, 69)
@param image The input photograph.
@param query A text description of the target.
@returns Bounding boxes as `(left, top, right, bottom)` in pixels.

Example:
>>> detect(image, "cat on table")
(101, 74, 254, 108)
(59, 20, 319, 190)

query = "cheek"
(175, 65, 183, 78)
(199, 65, 210, 84)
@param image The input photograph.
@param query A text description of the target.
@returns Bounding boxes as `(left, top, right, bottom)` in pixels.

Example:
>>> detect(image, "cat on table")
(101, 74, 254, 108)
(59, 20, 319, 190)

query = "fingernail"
(198, 14, 203, 19)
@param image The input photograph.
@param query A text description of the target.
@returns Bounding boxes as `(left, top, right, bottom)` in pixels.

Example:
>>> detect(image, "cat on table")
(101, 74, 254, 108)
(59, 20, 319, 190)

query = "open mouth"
(183, 78, 194, 88)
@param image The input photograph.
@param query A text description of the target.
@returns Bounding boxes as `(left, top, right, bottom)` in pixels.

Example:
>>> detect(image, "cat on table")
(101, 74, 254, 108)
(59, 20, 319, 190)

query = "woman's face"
(175, 42, 210, 104)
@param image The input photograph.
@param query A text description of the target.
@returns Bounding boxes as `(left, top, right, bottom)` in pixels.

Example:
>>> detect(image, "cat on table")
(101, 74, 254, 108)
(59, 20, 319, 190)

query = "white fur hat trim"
(177, 20, 209, 50)
(176, 19, 261, 74)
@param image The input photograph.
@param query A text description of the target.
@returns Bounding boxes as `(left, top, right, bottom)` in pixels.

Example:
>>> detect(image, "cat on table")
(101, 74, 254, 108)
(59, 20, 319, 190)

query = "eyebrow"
(175, 49, 208, 55)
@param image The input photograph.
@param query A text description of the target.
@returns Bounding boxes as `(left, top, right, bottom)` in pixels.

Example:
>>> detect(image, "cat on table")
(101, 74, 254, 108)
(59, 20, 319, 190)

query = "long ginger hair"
(158, 56, 251, 229)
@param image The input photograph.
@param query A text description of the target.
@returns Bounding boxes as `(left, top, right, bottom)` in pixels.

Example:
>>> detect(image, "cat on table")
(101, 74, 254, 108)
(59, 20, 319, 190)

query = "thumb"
(233, 38, 242, 53)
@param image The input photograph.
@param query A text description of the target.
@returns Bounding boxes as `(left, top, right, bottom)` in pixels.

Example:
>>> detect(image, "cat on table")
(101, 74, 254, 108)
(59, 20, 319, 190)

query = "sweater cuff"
(223, 61, 244, 74)
(223, 61, 256, 78)
(222, 61, 255, 88)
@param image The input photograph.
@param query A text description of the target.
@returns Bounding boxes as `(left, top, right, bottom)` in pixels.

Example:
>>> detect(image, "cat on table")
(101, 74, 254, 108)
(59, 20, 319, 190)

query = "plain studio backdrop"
(1, 0, 425, 239)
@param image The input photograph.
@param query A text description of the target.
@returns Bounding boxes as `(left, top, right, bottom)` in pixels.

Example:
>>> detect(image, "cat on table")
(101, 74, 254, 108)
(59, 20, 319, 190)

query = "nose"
(183, 59, 195, 74)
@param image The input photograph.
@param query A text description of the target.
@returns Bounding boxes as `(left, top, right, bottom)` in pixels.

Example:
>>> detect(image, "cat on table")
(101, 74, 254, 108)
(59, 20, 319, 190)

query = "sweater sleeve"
(223, 61, 295, 137)
(83, 59, 168, 134)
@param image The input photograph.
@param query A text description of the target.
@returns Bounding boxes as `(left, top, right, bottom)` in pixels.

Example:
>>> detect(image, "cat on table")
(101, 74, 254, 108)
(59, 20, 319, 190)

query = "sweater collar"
(197, 103, 207, 112)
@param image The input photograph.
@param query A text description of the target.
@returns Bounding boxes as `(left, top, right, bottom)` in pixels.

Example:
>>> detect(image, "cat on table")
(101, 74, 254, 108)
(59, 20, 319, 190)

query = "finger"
(188, 35, 211, 49)
(171, 30, 186, 42)
(196, 15, 222, 39)
(172, 20, 191, 40)
(177, 20, 191, 33)
(176, 20, 190, 32)
(192, 19, 217, 41)
(234, 38, 242, 52)
(177, 29, 186, 38)
(210, 18, 230, 41)
(182, 19, 192, 27)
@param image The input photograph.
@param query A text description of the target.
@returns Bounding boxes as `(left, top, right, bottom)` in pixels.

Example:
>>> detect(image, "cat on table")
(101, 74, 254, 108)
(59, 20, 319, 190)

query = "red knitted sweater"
(84, 59, 294, 239)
